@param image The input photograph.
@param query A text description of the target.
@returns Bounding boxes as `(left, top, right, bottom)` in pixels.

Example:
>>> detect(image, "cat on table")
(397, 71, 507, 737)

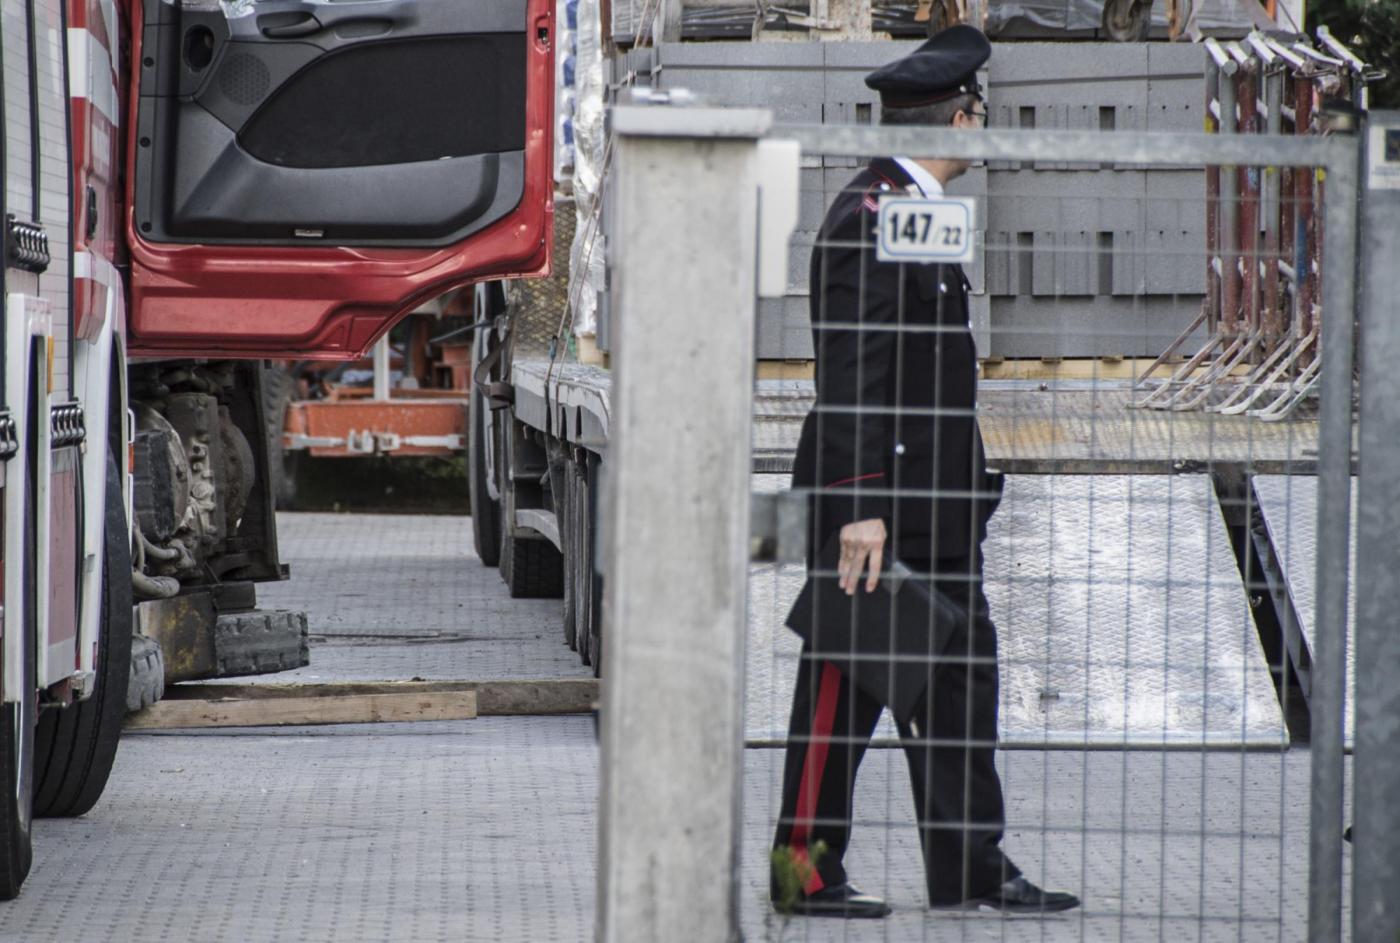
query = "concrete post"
(1351, 110, 1400, 943)
(596, 104, 770, 943)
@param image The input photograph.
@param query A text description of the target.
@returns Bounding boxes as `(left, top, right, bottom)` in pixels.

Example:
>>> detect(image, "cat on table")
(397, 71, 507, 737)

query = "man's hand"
(838, 518, 887, 596)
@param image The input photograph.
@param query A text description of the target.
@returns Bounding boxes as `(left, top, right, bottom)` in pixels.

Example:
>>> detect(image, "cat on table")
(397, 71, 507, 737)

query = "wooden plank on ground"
(160, 678, 598, 717)
(125, 690, 477, 730)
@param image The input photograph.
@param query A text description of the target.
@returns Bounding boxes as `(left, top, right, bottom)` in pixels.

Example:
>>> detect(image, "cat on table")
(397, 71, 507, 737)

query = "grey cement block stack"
(602, 40, 1211, 362)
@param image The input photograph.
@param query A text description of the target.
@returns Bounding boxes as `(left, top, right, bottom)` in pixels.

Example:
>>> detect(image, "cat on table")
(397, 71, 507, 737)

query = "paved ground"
(6, 511, 1350, 941)
(16, 725, 1343, 942)
(249, 512, 591, 683)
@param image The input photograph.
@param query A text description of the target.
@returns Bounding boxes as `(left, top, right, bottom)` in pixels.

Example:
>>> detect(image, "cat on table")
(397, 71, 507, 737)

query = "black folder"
(784, 535, 971, 724)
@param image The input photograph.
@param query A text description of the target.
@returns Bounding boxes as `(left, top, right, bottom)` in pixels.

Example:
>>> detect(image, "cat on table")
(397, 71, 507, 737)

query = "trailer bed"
(517, 363, 1325, 475)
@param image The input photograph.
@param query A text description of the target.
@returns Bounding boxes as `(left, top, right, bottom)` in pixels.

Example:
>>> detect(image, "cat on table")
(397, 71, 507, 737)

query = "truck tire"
(126, 635, 165, 714)
(559, 458, 578, 649)
(573, 465, 593, 665)
(34, 454, 133, 818)
(213, 610, 309, 676)
(572, 455, 603, 675)
(501, 530, 565, 599)
(0, 426, 39, 898)
(469, 381, 502, 567)
(584, 456, 604, 678)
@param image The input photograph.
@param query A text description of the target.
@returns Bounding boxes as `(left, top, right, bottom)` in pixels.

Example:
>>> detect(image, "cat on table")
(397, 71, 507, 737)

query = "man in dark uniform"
(771, 26, 1080, 918)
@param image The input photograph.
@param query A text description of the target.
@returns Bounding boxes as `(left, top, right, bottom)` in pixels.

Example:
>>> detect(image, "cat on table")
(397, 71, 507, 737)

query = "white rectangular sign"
(876, 196, 976, 264)
(1368, 125, 1400, 191)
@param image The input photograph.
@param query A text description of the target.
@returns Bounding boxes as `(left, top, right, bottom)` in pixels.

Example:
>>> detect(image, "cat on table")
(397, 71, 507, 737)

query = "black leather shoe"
(774, 883, 892, 919)
(935, 876, 1080, 914)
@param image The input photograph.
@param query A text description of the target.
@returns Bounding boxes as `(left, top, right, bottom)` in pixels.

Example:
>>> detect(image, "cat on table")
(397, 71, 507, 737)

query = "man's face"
(946, 98, 986, 179)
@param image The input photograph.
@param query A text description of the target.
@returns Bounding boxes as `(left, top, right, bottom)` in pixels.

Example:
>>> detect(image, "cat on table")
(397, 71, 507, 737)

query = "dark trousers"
(771, 551, 1018, 905)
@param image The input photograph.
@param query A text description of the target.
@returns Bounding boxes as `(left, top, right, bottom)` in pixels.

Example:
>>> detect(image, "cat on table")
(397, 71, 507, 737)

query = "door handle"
(259, 13, 322, 38)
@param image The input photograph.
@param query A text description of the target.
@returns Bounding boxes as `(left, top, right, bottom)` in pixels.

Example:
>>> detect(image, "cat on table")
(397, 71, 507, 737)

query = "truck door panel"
(128, 0, 553, 359)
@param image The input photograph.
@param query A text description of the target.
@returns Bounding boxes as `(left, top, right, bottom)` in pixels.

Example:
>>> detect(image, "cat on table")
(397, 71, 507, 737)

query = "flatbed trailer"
(471, 30, 1366, 753)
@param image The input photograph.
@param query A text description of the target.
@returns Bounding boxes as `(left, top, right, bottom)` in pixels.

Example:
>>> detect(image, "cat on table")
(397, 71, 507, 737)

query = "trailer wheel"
(501, 530, 565, 599)
(584, 456, 604, 678)
(469, 380, 502, 567)
(572, 455, 603, 676)
(0, 423, 39, 899)
(34, 454, 133, 818)
(565, 461, 588, 654)
(559, 458, 578, 649)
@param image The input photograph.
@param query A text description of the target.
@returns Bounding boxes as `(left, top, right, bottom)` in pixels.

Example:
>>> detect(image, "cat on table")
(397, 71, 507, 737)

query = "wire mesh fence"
(753, 125, 1353, 942)
(597, 101, 1376, 942)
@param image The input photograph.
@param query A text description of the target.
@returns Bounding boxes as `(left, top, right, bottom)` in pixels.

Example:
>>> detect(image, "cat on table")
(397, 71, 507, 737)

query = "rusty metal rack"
(1133, 30, 1374, 419)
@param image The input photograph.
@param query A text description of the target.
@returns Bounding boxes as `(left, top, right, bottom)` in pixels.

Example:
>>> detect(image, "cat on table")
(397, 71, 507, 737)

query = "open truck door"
(126, 0, 554, 360)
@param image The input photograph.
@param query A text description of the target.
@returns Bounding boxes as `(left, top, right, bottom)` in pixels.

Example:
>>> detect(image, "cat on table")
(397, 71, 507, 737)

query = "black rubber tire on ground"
(501, 529, 565, 599)
(584, 457, 604, 678)
(559, 458, 577, 649)
(469, 380, 502, 567)
(0, 420, 39, 899)
(126, 635, 165, 714)
(33, 454, 133, 818)
(572, 464, 589, 662)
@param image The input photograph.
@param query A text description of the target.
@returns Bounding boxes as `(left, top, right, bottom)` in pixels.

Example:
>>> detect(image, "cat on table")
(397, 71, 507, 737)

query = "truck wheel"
(469, 381, 502, 567)
(126, 635, 165, 714)
(501, 531, 565, 599)
(584, 456, 604, 678)
(559, 458, 578, 649)
(33, 454, 133, 818)
(0, 433, 39, 899)
(573, 464, 592, 665)
(573, 455, 604, 675)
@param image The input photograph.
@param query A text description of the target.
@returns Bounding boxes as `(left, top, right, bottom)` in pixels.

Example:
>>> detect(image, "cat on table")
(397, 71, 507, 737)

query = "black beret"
(865, 25, 991, 109)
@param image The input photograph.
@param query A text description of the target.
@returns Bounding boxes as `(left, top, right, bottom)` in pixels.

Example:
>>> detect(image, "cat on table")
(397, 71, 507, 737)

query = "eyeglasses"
(965, 106, 988, 125)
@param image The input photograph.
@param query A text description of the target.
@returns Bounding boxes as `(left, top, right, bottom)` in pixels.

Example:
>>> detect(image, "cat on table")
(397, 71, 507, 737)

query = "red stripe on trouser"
(790, 661, 842, 895)
(823, 471, 884, 489)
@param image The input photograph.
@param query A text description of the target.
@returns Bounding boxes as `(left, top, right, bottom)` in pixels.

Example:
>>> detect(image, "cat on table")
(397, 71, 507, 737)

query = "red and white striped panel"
(68, 0, 121, 343)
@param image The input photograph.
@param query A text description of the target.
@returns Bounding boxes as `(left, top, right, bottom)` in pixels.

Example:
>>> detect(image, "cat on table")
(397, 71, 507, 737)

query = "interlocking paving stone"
(14, 720, 1340, 942)
(237, 512, 589, 683)
(8, 509, 1322, 940)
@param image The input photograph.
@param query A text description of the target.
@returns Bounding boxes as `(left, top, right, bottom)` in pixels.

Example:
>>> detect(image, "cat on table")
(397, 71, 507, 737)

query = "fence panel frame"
(1352, 108, 1400, 943)
(599, 112, 1366, 938)
(772, 120, 1361, 940)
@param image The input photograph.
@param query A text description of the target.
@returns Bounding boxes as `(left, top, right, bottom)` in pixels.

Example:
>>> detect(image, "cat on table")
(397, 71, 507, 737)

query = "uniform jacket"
(793, 157, 1002, 561)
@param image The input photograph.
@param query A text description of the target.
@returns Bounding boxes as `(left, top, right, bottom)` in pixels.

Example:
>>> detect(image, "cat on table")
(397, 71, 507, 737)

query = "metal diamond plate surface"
(507, 200, 576, 357)
(1253, 475, 1356, 745)
(747, 475, 1287, 748)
